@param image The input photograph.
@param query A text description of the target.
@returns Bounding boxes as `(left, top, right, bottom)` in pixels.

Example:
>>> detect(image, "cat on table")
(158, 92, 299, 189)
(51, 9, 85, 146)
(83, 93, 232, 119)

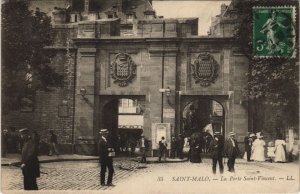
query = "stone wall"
(2, 48, 76, 154)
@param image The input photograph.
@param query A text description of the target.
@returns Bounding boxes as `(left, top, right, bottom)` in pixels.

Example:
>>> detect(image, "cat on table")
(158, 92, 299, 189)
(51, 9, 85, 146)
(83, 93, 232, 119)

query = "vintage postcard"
(1, 0, 299, 194)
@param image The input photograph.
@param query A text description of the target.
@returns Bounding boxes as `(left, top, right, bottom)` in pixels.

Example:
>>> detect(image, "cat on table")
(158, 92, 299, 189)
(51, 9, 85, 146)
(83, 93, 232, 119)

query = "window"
(118, 99, 138, 114)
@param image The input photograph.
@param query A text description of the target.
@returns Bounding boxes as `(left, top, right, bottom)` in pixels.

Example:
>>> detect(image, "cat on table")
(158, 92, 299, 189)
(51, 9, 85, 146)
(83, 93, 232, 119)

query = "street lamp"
(80, 88, 87, 99)
(159, 87, 173, 107)
(165, 87, 171, 97)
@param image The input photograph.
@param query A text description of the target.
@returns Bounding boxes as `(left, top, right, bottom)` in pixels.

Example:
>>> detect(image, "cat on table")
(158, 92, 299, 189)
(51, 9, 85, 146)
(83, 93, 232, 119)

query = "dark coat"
(209, 138, 224, 158)
(98, 137, 110, 163)
(171, 139, 177, 150)
(159, 140, 167, 152)
(225, 138, 240, 158)
(190, 138, 201, 163)
(176, 137, 184, 149)
(244, 136, 253, 151)
(21, 138, 40, 178)
(50, 133, 58, 144)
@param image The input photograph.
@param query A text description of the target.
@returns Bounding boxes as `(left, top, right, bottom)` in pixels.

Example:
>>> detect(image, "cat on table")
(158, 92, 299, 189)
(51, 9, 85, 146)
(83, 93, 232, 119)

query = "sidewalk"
(1, 154, 187, 166)
(1, 154, 99, 166)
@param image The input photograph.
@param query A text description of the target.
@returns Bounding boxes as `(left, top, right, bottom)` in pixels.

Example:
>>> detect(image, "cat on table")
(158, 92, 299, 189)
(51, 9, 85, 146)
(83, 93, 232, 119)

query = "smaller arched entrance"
(181, 97, 226, 153)
(100, 97, 145, 156)
(182, 98, 225, 136)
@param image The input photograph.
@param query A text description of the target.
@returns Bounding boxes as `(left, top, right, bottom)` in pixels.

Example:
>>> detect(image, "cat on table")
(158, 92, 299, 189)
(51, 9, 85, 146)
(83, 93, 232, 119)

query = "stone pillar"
(74, 47, 96, 155)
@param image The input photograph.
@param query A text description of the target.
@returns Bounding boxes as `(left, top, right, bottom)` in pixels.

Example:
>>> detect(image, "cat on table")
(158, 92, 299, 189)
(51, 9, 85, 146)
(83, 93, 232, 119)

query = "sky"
(152, 1, 230, 35)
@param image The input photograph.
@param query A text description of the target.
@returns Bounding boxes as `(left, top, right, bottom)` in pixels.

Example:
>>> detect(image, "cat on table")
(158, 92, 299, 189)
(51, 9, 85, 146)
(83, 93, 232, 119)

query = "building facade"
(3, 0, 250, 155)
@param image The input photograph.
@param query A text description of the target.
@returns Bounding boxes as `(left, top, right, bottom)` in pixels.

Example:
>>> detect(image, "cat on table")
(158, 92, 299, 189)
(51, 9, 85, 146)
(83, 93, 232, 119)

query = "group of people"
(1, 127, 59, 157)
(208, 131, 240, 173)
(244, 132, 287, 163)
(8, 127, 294, 190)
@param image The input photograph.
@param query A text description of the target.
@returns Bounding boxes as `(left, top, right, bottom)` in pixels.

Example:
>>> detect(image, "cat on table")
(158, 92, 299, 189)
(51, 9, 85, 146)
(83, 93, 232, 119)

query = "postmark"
(253, 6, 296, 58)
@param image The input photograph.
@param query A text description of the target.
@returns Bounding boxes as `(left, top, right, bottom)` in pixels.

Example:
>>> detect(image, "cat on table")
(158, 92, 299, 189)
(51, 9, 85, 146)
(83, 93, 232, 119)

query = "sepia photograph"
(1, 0, 299, 193)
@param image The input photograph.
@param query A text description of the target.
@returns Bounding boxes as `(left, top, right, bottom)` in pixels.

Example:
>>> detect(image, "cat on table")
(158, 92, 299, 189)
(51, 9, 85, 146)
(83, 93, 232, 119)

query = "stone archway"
(180, 95, 228, 137)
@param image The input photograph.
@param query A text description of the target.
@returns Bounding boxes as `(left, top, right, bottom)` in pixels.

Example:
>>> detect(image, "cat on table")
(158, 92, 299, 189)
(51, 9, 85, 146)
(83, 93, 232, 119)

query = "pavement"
(113, 159, 300, 194)
(2, 153, 299, 193)
(1, 157, 299, 193)
(1, 153, 187, 166)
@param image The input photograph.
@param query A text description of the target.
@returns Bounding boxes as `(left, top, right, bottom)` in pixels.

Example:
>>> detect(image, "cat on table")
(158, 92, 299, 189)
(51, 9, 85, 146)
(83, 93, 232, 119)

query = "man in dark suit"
(209, 132, 224, 174)
(98, 129, 115, 186)
(170, 136, 177, 159)
(244, 133, 255, 161)
(176, 134, 184, 159)
(139, 134, 149, 163)
(225, 132, 240, 172)
(19, 128, 40, 190)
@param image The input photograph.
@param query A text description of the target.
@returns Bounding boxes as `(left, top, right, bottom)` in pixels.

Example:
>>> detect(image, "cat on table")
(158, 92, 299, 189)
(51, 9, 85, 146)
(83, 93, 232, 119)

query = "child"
(267, 141, 275, 162)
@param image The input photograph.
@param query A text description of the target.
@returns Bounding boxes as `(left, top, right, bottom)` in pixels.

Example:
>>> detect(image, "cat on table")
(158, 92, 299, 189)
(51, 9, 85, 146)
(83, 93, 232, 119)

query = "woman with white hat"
(251, 132, 266, 162)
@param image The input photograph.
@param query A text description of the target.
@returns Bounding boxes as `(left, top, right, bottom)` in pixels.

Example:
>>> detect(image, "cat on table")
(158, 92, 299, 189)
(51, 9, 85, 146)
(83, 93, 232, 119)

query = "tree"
(1, 1, 63, 114)
(234, 0, 299, 131)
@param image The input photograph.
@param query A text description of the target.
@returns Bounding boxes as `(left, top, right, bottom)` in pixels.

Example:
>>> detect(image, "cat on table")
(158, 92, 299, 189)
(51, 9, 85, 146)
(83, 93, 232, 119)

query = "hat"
(214, 131, 221, 136)
(99, 129, 109, 134)
(249, 133, 255, 137)
(228, 132, 235, 137)
(256, 132, 263, 139)
(19, 128, 29, 134)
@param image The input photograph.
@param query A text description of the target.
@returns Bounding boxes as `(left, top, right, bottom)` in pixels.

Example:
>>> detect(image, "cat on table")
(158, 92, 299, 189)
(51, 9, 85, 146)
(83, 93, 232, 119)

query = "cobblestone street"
(1, 157, 299, 193)
(1, 158, 145, 191)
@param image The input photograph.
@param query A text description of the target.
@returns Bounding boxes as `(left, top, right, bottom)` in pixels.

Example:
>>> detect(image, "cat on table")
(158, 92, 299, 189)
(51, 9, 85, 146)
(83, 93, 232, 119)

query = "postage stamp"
(253, 6, 296, 58)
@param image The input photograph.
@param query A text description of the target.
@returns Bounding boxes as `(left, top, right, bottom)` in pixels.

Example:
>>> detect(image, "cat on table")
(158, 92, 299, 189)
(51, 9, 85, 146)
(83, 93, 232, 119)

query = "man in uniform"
(19, 128, 40, 190)
(225, 132, 240, 172)
(98, 129, 115, 186)
(209, 131, 224, 174)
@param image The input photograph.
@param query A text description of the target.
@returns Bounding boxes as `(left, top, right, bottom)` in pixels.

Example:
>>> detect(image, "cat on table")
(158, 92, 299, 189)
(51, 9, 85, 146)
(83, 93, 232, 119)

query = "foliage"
(1, 1, 63, 113)
(234, 0, 299, 127)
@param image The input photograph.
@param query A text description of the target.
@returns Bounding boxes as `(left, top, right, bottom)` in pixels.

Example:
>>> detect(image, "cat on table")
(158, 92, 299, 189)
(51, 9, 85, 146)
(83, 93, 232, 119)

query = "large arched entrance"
(100, 96, 145, 156)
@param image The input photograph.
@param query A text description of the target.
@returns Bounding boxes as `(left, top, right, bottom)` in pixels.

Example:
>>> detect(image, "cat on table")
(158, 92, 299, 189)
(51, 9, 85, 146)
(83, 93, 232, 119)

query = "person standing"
(274, 134, 287, 162)
(32, 130, 40, 155)
(244, 133, 255, 161)
(189, 134, 202, 163)
(19, 128, 40, 190)
(209, 132, 224, 174)
(98, 129, 115, 186)
(170, 136, 177, 159)
(49, 130, 59, 156)
(251, 133, 266, 162)
(225, 132, 240, 172)
(139, 134, 149, 163)
(128, 135, 137, 157)
(1, 129, 8, 157)
(158, 137, 167, 162)
(176, 134, 184, 159)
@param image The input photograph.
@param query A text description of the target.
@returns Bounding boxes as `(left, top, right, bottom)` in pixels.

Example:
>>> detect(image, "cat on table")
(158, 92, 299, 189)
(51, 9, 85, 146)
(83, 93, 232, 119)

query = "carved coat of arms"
(191, 53, 219, 87)
(110, 53, 137, 87)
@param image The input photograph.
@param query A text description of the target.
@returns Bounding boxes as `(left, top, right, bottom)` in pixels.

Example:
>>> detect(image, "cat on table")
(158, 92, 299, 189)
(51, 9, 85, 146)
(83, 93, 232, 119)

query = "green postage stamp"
(253, 7, 296, 58)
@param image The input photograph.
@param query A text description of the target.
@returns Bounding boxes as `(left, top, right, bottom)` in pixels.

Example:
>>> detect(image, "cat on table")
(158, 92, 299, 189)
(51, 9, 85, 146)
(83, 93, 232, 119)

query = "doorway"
(182, 98, 225, 136)
(100, 97, 145, 156)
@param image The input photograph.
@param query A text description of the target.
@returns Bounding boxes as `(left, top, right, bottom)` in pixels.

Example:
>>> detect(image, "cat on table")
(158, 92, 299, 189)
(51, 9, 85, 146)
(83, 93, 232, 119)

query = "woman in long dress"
(251, 135, 266, 162)
(274, 134, 286, 162)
